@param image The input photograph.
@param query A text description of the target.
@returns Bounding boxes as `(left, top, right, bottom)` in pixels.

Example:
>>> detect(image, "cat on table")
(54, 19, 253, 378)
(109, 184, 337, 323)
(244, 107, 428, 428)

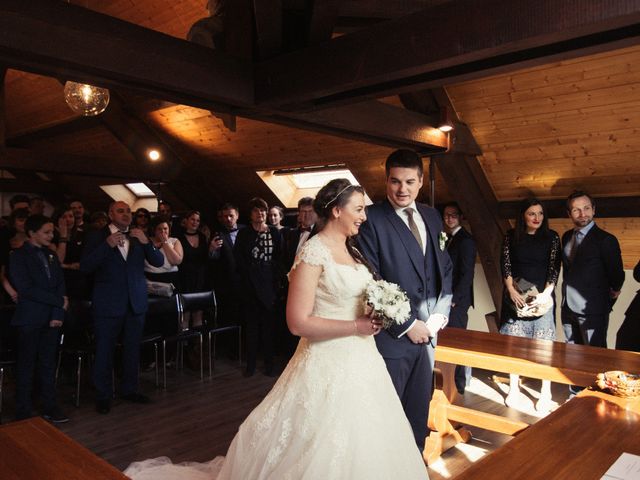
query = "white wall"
(467, 264, 639, 348)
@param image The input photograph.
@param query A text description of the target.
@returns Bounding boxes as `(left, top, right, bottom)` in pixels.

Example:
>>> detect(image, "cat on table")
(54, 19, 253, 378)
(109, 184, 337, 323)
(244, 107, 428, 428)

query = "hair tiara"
(323, 184, 356, 208)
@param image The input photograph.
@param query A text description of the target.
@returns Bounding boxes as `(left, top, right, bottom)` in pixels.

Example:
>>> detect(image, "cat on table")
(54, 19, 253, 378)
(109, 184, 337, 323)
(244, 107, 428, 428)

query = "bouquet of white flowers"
(364, 279, 412, 329)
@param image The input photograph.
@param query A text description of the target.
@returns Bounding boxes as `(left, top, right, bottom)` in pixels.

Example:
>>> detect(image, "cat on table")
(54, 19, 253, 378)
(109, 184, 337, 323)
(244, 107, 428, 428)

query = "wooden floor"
(1, 359, 571, 478)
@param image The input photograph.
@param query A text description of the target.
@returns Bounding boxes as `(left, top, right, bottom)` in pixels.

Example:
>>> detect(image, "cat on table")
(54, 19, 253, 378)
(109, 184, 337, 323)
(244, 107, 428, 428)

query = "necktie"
(568, 230, 581, 263)
(404, 208, 423, 252)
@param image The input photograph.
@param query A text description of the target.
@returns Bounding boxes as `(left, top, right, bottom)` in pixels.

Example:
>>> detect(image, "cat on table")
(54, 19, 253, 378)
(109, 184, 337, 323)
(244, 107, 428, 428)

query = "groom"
(358, 149, 452, 452)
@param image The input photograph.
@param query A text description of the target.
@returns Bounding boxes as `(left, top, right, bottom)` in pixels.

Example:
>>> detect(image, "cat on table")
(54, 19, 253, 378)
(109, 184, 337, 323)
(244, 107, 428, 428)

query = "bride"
(125, 179, 429, 479)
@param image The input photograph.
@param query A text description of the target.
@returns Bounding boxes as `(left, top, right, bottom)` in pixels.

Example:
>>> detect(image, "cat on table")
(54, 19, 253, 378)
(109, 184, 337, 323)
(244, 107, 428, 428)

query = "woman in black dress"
(235, 198, 283, 377)
(500, 198, 561, 412)
(177, 210, 209, 328)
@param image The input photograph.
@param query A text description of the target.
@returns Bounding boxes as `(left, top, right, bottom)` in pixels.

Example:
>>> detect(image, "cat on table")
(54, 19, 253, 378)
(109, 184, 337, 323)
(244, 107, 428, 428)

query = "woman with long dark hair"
(125, 178, 428, 479)
(500, 197, 561, 412)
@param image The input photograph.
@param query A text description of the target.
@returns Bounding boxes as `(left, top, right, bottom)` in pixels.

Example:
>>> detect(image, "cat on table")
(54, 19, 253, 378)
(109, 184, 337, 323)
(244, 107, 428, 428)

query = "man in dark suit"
(282, 197, 317, 273)
(359, 149, 453, 452)
(561, 190, 624, 351)
(81, 201, 164, 414)
(443, 202, 476, 394)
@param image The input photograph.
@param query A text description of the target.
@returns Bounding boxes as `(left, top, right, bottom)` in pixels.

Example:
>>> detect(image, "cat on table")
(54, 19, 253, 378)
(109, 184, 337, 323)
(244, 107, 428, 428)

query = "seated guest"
(235, 197, 284, 377)
(10, 214, 69, 422)
(616, 259, 640, 352)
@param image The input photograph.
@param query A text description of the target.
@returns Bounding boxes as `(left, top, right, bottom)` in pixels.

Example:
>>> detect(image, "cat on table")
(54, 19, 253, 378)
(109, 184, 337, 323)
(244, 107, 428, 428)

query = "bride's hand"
(354, 316, 382, 336)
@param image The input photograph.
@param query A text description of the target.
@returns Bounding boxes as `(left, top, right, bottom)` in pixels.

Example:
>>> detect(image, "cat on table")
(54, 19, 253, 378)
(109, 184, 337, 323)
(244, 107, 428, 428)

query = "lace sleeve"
(289, 236, 329, 276)
(546, 231, 561, 285)
(501, 230, 513, 279)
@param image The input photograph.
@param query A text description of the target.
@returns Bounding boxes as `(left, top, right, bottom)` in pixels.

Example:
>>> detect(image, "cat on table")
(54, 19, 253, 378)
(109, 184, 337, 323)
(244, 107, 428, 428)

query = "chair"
(199, 290, 242, 376)
(146, 295, 181, 389)
(0, 305, 16, 423)
(172, 292, 212, 381)
(55, 300, 94, 407)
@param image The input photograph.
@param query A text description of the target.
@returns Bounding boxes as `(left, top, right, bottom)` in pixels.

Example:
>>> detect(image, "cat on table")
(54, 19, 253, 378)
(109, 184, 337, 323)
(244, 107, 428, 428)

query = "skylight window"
(257, 165, 371, 208)
(125, 183, 156, 198)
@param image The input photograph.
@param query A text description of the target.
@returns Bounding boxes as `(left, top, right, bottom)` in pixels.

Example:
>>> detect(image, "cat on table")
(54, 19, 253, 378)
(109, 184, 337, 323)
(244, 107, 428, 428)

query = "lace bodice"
(291, 235, 372, 322)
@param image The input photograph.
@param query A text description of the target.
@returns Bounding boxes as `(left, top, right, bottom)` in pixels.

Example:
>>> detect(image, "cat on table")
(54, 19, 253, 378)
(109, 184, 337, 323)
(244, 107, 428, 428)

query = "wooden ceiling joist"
(255, 0, 640, 109)
(0, 0, 253, 111)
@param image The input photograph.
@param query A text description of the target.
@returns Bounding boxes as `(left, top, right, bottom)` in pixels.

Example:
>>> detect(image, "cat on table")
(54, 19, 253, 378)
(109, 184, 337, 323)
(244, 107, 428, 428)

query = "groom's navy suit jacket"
(358, 199, 453, 352)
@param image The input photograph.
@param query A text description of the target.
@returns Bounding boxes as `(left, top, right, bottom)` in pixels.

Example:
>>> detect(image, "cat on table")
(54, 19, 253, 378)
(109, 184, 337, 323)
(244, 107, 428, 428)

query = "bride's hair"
(313, 179, 378, 278)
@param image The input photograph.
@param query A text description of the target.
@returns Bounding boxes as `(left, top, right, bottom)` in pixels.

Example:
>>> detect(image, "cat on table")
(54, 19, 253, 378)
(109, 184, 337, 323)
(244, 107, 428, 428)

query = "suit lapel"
(417, 203, 446, 277)
(382, 200, 426, 282)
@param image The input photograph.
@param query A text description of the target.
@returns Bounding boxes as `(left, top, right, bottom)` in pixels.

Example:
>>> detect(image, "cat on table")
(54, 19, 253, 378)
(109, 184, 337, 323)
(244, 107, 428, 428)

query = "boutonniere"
(47, 253, 55, 265)
(438, 232, 448, 251)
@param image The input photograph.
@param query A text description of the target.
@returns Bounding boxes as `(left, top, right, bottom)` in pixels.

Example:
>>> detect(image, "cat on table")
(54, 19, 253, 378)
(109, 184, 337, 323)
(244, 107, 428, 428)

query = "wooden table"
(453, 391, 640, 479)
(0, 417, 128, 480)
(425, 328, 640, 464)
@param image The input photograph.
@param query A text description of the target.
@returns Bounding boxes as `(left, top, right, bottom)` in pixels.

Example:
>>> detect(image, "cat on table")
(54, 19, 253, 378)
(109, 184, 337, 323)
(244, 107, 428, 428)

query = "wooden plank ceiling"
(0, 0, 638, 267)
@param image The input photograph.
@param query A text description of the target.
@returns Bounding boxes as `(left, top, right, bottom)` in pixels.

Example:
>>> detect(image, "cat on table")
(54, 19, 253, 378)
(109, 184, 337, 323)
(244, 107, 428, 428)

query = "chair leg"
(199, 335, 203, 381)
(162, 340, 167, 390)
(154, 343, 159, 388)
(75, 354, 82, 408)
(0, 367, 4, 424)
(208, 331, 213, 378)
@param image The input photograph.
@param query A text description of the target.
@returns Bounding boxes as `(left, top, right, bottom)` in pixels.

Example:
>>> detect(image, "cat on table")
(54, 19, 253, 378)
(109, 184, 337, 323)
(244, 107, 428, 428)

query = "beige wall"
(467, 265, 639, 349)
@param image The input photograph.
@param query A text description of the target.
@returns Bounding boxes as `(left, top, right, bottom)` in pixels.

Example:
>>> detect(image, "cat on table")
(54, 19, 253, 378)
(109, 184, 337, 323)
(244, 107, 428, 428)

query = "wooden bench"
(0, 417, 128, 479)
(453, 390, 640, 479)
(425, 328, 640, 465)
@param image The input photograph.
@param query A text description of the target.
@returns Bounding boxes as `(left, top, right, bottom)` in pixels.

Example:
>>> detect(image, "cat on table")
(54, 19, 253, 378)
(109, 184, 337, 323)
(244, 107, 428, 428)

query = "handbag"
(146, 280, 175, 297)
(511, 277, 553, 318)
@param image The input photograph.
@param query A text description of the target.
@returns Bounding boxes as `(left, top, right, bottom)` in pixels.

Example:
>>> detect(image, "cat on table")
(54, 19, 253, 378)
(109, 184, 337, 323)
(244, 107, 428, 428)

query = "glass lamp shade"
(64, 81, 110, 116)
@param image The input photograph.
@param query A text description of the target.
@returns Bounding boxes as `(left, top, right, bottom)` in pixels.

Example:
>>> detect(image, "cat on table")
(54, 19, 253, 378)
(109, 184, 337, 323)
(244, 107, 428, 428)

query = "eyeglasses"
(443, 213, 459, 218)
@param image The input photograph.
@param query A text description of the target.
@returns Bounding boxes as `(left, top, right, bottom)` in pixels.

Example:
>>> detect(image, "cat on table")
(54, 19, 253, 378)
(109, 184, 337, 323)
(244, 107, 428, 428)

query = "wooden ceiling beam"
(0, 67, 5, 147)
(498, 197, 640, 219)
(308, 0, 341, 44)
(6, 117, 101, 147)
(254, 0, 283, 60)
(0, 147, 156, 182)
(266, 100, 449, 153)
(0, 0, 253, 110)
(256, 0, 640, 109)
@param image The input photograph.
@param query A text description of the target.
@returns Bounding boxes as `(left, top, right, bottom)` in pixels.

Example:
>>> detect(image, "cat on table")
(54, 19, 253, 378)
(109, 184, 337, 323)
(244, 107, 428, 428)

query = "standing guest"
(145, 217, 184, 288)
(358, 149, 452, 451)
(9, 194, 30, 212)
(616, 260, 640, 352)
(561, 191, 624, 349)
(209, 204, 244, 342)
(268, 206, 287, 231)
(133, 208, 151, 233)
(89, 211, 109, 231)
(235, 197, 284, 377)
(54, 205, 88, 299)
(10, 214, 69, 422)
(282, 197, 318, 274)
(69, 199, 87, 231)
(158, 200, 180, 236)
(176, 210, 209, 328)
(80, 201, 164, 414)
(443, 202, 477, 395)
(499, 198, 560, 412)
(1, 208, 30, 304)
(29, 196, 46, 216)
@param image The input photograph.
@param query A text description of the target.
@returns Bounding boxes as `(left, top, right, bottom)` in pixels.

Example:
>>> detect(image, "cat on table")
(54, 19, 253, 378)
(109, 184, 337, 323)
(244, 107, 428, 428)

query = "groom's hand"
(406, 321, 432, 344)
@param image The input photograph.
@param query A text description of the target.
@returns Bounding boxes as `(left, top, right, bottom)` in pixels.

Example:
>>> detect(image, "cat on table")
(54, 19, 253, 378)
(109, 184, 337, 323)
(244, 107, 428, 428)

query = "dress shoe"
(96, 399, 111, 414)
(122, 392, 152, 404)
(43, 407, 69, 424)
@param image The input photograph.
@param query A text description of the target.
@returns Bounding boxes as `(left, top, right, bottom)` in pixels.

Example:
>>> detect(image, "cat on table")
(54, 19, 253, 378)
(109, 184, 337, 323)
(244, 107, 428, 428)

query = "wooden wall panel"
(447, 45, 640, 203)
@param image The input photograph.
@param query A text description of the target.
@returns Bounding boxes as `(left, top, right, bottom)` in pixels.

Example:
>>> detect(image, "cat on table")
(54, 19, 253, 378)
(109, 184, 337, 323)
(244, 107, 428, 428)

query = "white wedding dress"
(125, 236, 428, 480)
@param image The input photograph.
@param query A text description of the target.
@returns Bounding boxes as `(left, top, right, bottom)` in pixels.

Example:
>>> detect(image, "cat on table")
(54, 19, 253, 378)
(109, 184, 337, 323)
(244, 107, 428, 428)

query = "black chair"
(146, 295, 181, 389)
(55, 300, 94, 407)
(199, 290, 242, 376)
(0, 305, 16, 423)
(171, 292, 210, 381)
